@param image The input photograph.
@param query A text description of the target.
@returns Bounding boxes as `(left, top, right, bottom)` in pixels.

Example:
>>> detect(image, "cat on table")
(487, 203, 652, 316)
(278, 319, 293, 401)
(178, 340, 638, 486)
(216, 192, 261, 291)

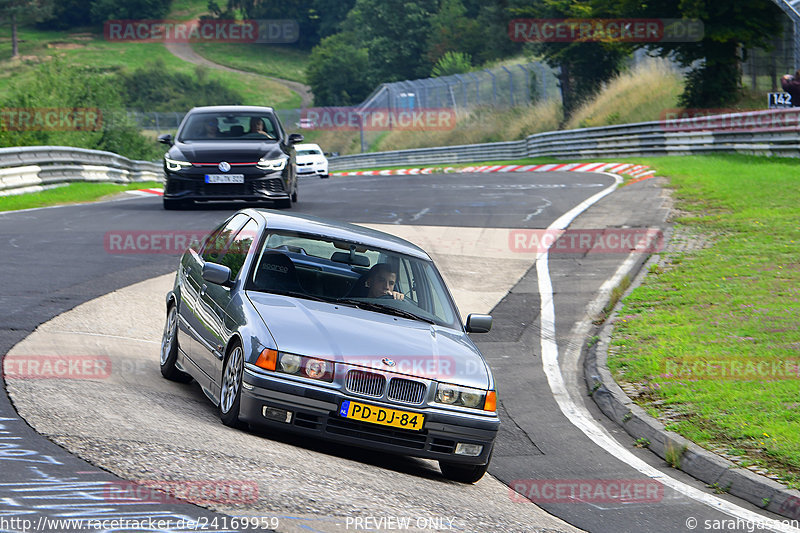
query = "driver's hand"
(384, 290, 404, 300)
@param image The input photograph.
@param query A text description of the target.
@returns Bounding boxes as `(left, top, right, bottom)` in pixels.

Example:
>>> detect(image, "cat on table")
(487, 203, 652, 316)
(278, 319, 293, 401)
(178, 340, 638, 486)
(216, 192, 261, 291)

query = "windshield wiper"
(337, 298, 435, 324)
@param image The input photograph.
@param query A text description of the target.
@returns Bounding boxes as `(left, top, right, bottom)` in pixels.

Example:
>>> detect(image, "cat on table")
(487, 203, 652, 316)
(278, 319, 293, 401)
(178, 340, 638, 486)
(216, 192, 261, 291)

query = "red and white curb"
(127, 188, 164, 196)
(127, 164, 658, 198)
(333, 162, 656, 179)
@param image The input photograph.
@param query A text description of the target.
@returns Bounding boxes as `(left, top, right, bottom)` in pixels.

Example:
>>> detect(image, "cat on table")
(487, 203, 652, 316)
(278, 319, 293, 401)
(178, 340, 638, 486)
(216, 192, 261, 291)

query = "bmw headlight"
(165, 155, 192, 171)
(279, 353, 302, 374)
(256, 157, 287, 171)
(434, 383, 495, 411)
(272, 352, 333, 382)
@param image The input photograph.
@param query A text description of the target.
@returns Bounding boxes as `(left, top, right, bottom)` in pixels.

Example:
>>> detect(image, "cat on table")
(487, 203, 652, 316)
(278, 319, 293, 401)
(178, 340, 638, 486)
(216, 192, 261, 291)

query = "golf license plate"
(205, 174, 244, 184)
(339, 400, 424, 431)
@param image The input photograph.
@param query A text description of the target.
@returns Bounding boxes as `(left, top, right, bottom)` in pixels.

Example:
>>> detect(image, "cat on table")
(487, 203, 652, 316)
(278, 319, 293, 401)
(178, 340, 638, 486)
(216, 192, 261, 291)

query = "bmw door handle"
(200, 284, 207, 296)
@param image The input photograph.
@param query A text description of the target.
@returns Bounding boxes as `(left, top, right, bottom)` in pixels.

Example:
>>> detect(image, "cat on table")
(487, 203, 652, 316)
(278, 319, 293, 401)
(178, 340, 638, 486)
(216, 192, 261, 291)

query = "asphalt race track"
(1, 172, 794, 533)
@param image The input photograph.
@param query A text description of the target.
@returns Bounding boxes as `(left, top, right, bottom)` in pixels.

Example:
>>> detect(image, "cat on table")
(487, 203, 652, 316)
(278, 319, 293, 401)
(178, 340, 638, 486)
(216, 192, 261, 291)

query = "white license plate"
(205, 174, 244, 184)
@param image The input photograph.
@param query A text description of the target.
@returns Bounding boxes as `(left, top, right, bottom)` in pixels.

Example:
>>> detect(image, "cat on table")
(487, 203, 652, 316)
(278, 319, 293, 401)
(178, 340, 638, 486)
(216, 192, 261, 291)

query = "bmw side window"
(398, 258, 416, 303)
(201, 214, 248, 264)
(217, 219, 259, 280)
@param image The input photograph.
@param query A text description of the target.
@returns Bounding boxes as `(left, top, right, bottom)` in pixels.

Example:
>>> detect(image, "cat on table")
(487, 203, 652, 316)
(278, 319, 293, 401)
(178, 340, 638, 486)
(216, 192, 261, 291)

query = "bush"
(431, 51, 472, 77)
(307, 33, 373, 106)
(89, 0, 173, 25)
(116, 60, 244, 112)
(0, 60, 161, 160)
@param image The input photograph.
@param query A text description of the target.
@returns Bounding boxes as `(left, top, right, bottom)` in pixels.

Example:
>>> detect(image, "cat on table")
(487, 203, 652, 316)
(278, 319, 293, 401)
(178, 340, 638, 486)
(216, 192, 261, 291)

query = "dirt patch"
(6, 54, 49, 63)
(67, 33, 94, 41)
(47, 42, 84, 50)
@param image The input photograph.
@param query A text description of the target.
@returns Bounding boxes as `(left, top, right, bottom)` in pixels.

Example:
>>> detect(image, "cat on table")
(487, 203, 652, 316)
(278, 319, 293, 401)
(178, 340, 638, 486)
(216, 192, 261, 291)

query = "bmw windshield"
(244, 230, 461, 329)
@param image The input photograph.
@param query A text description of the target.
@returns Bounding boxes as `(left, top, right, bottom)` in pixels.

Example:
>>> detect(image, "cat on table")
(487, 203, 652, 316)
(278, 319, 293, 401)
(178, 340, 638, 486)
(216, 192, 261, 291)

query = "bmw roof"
(244, 209, 431, 260)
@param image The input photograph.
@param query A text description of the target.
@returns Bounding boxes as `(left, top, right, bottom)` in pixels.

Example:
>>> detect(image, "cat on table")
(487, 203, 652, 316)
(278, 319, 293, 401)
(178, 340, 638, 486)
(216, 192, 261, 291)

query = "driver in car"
(249, 117, 273, 138)
(365, 263, 404, 300)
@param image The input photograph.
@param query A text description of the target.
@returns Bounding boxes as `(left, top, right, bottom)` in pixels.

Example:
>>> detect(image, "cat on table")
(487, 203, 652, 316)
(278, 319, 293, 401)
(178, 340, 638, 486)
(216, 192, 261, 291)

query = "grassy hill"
(0, 25, 304, 111)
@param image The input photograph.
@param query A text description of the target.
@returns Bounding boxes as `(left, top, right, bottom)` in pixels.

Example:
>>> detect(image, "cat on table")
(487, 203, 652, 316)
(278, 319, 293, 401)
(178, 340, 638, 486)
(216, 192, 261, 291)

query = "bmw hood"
(171, 141, 283, 163)
(247, 292, 490, 389)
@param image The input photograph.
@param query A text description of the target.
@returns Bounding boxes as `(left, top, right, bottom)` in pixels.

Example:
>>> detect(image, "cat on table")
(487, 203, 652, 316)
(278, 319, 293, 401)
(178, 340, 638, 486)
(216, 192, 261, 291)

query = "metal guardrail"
(329, 108, 800, 171)
(3, 108, 799, 195)
(0, 146, 163, 197)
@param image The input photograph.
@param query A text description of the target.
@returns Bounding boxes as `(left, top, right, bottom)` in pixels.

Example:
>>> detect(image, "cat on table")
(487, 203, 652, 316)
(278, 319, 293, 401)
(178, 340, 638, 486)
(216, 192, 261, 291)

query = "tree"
(426, 0, 481, 66)
(36, 0, 91, 30)
(428, 0, 521, 65)
(431, 51, 472, 77)
(89, 0, 173, 25)
(0, 0, 52, 58)
(613, 0, 784, 107)
(306, 33, 372, 106)
(342, 0, 437, 82)
(509, 0, 631, 117)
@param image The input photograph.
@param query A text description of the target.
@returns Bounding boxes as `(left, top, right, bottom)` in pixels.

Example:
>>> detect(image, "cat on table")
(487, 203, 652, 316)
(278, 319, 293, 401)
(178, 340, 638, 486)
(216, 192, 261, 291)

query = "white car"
(295, 143, 329, 179)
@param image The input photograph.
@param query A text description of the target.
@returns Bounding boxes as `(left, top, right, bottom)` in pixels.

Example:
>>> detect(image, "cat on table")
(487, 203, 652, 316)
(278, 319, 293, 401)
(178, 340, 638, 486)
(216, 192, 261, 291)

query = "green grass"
(165, 0, 311, 85)
(607, 154, 800, 487)
(0, 26, 299, 110)
(193, 43, 310, 84)
(170, 0, 209, 20)
(0, 182, 162, 212)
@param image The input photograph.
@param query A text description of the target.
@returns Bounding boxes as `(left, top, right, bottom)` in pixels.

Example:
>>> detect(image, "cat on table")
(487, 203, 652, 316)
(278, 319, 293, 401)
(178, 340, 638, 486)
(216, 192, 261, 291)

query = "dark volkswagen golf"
(158, 105, 303, 210)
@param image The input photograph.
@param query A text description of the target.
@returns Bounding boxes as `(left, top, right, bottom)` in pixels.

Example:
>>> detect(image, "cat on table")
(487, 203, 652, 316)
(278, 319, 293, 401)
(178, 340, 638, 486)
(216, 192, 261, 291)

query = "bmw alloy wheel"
(221, 345, 244, 415)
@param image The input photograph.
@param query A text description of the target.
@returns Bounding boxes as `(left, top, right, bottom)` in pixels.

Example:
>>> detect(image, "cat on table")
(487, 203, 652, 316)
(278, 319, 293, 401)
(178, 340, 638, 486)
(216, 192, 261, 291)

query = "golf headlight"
(165, 156, 192, 171)
(435, 383, 488, 410)
(257, 157, 287, 171)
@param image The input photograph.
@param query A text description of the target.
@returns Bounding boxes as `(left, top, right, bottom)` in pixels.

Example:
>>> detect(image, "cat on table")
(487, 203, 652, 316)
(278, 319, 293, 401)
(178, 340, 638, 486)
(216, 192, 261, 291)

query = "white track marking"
(536, 172, 800, 532)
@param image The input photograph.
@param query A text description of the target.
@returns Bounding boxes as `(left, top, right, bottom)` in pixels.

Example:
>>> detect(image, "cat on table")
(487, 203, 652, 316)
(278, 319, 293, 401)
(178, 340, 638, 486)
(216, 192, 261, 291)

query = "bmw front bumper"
(239, 366, 499, 465)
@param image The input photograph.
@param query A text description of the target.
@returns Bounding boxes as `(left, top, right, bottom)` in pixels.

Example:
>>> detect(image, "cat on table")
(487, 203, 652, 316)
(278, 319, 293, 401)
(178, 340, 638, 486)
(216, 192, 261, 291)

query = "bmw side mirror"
(288, 133, 304, 144)
(158, 134, 173, 146)
(465, 314, 492, 333)
(202, 262, 232, 287)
